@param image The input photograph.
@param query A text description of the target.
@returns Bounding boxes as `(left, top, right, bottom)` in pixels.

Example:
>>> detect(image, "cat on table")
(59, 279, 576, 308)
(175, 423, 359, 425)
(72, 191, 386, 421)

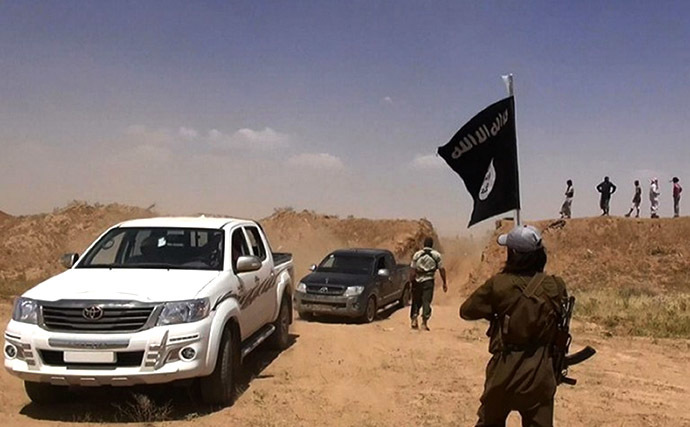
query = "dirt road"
(1, 297, 688, 426)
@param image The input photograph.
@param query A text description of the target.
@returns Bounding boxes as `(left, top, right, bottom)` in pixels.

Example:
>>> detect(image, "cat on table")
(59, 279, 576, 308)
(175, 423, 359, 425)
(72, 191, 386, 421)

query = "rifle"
(552, 296, 596, 385)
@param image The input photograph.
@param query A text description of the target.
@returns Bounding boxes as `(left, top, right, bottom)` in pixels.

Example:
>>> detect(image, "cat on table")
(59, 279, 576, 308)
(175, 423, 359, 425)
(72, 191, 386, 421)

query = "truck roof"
(330, 248, 393, 257)
(117, 216, 254, 229)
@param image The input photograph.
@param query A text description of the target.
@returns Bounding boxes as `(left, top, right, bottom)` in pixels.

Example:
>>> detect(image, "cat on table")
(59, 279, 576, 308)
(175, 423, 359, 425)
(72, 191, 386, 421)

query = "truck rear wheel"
(24, 381, 69, 404)
(200, 325, 240, 406)
(361, 296, 377, 323)
(267, 293, 291, 350)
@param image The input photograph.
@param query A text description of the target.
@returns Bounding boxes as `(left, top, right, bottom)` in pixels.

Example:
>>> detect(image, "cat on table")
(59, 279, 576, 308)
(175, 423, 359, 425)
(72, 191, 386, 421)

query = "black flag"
(437, 96, 519, 227)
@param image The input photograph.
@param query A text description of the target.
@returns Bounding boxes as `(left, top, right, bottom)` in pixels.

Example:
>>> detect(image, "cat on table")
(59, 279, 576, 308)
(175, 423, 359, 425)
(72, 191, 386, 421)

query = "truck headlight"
(296, 282, 307, 293)
(343, 286, 365, 297)
(157, 298, 210, 326)
(12, 298, 39, 324)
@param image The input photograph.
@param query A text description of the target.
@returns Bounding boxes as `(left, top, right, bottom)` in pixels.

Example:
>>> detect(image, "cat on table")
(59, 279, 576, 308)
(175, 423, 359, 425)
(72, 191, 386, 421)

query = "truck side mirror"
(236, 255, 262, 273)
(60, 253, 79, 269)
(309, 264, 317, 272)
(377, 268, 390, 278)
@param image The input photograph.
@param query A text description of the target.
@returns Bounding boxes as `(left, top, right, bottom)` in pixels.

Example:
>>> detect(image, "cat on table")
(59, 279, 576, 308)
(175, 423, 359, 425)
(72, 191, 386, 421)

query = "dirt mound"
(0, 201, 154, 287)
(261, 208, 439, 279)
(0, 204, 440, 295)
(467, 216, 690, 293)
(0, 210, 10, 222)
(466, 216, 690, 337)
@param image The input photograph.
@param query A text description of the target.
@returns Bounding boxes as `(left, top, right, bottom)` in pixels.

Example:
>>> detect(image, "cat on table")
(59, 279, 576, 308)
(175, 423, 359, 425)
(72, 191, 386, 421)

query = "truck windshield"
(317, 254, 373, 275)
(77, 227, 224, 271)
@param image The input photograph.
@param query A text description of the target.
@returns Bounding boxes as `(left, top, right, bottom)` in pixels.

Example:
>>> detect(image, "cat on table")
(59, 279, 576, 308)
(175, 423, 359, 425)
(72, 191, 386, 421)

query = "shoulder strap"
(423, 248, 438, 270)
(522, 273, 546, 298)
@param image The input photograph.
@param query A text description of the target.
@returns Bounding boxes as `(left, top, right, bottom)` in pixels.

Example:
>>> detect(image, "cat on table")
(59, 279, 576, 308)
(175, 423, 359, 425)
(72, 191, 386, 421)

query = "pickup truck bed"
(273, 252, 293, 267)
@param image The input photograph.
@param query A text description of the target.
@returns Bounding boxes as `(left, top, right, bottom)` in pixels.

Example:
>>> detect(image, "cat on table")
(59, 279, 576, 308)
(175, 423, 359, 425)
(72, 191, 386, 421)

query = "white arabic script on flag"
(451, 109, 509, 159)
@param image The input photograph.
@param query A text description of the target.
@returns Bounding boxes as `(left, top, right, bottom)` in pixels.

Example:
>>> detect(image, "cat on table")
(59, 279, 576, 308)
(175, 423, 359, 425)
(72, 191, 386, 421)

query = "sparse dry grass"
(113, 393, 173, 423)
(573, 288, 690, 338)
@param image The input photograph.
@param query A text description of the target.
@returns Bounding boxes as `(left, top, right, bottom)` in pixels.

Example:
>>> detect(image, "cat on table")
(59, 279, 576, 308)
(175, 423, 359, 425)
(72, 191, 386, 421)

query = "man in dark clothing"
(460, 225, 568, 427)
(625, 180, 642, 218)
(672, 177, 682, 218)
(596, 176, 617, 216)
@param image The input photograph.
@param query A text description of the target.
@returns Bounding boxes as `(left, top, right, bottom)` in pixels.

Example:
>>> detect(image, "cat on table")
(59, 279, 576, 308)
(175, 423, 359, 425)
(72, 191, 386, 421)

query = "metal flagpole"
(502, 74, 522, 226)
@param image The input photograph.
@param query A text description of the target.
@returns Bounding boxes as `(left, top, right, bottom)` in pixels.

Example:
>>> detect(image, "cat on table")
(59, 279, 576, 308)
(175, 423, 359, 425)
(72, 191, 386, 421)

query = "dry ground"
(1, 205, 689, 425)
(1, 296, 688, 426)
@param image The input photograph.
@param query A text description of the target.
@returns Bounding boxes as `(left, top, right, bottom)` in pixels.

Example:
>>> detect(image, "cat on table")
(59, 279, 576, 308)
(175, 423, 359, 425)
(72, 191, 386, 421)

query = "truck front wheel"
(24, 381, 69, 404)
(361, 296, 377, 323)
(200, 325, 240, 406)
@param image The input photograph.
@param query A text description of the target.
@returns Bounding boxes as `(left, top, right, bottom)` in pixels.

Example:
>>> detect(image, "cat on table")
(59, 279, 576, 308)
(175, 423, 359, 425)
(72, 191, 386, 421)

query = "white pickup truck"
(3, 217, 293, 406)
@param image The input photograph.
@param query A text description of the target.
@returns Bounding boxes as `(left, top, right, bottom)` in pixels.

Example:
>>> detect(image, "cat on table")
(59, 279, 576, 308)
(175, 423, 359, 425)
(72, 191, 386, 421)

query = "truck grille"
(39, 350, 144, 367)
(41, 303, 156, 333)
(306, 284, 346, 296)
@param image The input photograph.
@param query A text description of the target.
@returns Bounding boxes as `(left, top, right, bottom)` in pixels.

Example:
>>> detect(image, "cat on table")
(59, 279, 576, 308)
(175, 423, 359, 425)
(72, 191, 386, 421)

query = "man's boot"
(411, 317, 418, 329)
(422, 319, 430, 331)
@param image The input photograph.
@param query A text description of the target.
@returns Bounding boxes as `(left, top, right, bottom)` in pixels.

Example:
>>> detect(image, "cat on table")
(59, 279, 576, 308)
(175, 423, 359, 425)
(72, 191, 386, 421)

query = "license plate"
(307, 303, 335, 310)
(63, 351, 116, 363)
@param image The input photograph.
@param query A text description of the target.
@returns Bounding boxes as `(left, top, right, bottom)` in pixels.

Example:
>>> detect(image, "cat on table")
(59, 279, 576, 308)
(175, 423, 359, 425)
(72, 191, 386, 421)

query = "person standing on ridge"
(650, 178, 661, 218)
(625, 180, 642, 218)
(559, 180, 574, 219)
(409, 237, 447, 331)
(596, 176, 617, 216)
(672, 177, 682, 217)
(460, 225, 569, 427)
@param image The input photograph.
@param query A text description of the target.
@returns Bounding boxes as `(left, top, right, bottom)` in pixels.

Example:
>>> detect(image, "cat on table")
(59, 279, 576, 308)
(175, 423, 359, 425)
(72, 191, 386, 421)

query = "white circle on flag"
(479, 159, 496, 201)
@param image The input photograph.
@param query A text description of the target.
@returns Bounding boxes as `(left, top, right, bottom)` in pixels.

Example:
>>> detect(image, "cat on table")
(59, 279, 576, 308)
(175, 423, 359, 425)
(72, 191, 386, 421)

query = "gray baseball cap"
(497, 225, 543, 253)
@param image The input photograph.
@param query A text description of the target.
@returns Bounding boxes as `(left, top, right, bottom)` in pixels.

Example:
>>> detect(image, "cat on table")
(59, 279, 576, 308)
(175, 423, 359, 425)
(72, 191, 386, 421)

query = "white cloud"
(123, 125, 290, 152)
(234, 127, 288, 148)
(178, 127, 199, 140)
(287, 153, 345, 171)
(410, 154, 445, 170)
(382, 96, 393, 105)
(206, 127, 289, 150)
(208, 129, 223, 141)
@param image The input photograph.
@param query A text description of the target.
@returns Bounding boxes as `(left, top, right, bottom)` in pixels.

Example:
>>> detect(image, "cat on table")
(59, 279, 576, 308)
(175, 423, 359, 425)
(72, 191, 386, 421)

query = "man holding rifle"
(460, 225, 595, 427)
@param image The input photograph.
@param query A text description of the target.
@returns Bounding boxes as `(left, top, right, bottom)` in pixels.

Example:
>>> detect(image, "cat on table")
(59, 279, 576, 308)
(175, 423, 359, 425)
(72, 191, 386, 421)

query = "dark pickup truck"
(294, 249, 412, 323)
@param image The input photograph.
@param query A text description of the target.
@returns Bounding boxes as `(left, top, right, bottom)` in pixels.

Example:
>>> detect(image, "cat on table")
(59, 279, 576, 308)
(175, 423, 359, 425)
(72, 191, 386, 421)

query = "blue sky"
(1, 1, 689, 234)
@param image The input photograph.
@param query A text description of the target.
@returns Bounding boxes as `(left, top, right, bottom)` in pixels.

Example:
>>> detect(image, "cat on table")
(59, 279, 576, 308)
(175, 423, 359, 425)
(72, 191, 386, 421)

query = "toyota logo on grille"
(82, 305, 104, 320)
(319, 287, 329, 293)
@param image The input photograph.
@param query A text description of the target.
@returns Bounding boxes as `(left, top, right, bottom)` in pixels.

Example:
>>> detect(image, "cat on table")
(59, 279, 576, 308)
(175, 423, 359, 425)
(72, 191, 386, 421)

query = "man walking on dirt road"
(410, 237, 447, 331)
(460, 225, 569, 427)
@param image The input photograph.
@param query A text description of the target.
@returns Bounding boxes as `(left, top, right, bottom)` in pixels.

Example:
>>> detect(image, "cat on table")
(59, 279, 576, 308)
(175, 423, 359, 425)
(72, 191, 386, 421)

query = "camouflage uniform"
(461, 273, 568, 427)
